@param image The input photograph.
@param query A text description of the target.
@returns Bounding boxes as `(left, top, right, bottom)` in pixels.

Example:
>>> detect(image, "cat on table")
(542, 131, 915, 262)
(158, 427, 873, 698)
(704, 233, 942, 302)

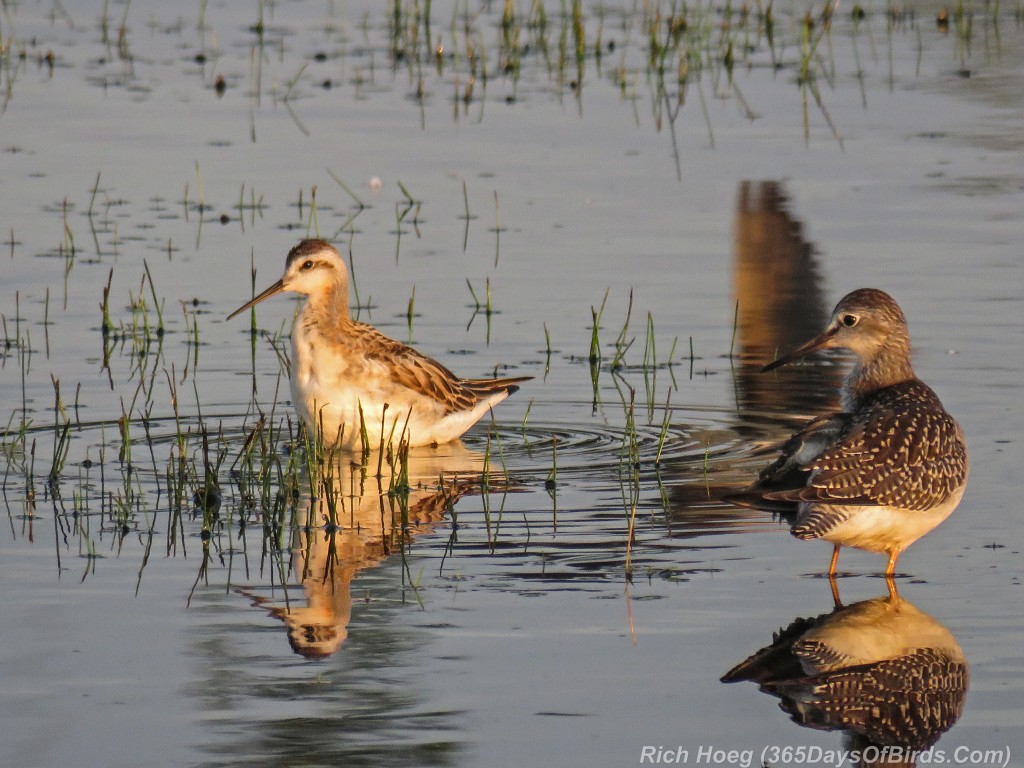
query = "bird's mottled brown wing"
(773, 380, 967, 511)
(357, 322, 529, 414)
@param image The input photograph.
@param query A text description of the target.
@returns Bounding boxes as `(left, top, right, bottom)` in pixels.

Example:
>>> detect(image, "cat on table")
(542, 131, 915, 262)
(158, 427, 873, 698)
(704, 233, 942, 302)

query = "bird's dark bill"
(761, 330, 834, 373)
(227, 279, 285, 320)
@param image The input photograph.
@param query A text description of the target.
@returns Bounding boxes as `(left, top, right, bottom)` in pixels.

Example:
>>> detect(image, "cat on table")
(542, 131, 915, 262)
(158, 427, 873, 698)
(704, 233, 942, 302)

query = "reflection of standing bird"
(228, 239, 530, 451)
(736, 289, 968, 576)
(722, 586, 969, 758)
(271, 476, 464, 658)
(242, 442, 491, 657)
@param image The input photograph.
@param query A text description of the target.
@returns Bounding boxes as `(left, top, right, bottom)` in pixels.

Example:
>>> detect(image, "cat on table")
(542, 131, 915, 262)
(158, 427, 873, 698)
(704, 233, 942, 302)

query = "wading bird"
(733, 288, 968, 577)
(228, 239, 530, 451)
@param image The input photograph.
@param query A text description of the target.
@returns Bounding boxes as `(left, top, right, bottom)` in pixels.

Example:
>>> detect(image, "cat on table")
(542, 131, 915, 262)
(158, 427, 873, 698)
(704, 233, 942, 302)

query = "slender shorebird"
(228, 239, 531, 451)
(734, 288, 968, 577)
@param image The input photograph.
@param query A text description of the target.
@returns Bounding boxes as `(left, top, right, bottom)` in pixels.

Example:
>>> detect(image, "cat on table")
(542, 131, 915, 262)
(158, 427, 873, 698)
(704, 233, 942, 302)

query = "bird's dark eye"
(301, 260, 315, 271)
(841, 314, 859, 327)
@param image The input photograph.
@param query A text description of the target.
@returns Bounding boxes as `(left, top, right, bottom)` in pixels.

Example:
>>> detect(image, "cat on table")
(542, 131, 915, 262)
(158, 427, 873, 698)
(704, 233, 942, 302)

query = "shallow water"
(1, 1, 1022, 767)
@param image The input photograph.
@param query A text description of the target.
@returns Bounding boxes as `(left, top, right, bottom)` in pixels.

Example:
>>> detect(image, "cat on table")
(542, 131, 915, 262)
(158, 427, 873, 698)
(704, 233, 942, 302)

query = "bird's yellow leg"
(828, 544, 841, 576)
(885, 551, 899, 577)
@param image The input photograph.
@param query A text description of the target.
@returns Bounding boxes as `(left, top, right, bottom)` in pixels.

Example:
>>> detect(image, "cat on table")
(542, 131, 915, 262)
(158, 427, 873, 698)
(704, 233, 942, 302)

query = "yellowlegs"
(740, 288, 968, 576)
(228, 239, 530, 451)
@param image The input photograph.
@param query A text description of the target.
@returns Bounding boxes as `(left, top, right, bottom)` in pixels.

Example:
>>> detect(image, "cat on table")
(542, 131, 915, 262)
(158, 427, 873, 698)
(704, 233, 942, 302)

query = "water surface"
(1, 1, 1022, 766)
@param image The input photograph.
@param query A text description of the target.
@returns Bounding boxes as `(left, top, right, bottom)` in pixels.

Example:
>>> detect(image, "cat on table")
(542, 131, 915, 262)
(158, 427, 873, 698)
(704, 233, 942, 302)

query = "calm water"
(1, 1, 1022, 767)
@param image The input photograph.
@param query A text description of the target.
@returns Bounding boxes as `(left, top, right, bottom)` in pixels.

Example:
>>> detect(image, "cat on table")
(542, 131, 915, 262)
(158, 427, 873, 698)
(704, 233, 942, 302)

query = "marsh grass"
(366, 0, 896, 163)
(584, 289, 686, 419)
(46, 376, 71, 489)
(236, 183, 266, 232)
(5, 0, 898, 147)
(588, 289, 609, 366)
(465, 277, 495, 342)
(393, 180, 422, 261)
(542, 324, 553, 377)
(0, 258, 340, 596)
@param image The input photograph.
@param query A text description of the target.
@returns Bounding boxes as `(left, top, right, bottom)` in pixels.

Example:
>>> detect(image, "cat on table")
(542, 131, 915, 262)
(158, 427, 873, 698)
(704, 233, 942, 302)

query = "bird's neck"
(842, 346, 916, 409)
(302, 284, 351, 329)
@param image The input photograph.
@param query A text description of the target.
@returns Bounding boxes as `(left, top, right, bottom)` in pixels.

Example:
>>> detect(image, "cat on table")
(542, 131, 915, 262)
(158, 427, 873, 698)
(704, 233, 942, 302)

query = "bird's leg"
(885, 550, 898, 577)
(828, 544, 841, 576)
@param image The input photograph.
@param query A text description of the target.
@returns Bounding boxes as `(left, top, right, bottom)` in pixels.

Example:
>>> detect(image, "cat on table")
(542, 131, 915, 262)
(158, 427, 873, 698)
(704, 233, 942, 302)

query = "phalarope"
(740, 288, 968, 576)
(228, 239, 530, 451)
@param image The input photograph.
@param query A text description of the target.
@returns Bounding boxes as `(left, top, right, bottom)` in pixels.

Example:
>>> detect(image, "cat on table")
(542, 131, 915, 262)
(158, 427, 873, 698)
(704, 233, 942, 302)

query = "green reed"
(387, 438, 412, 499)
(545, 434, 558, 492)
(236, 182, 266, 230)
(465, 277, 494, 321)
(459, 180, 476, 251)
(480, 434, 496, 550)
(392, 180, 421, 262)
(406, 284, 417, 342)
(100, 268, 114, 337)
(194, 425, 226, 536)
(588, 288, 609, 364)
(654, 388, 673, 467)
(797, 3, 843, 146)
(46, 376, 72, 489)
(611, 290, 634, 371)
(519, 398, 534, 439)
(542, 323, 552, 377)
(307, 185, 320, 238)
(325, 167, 370, 215)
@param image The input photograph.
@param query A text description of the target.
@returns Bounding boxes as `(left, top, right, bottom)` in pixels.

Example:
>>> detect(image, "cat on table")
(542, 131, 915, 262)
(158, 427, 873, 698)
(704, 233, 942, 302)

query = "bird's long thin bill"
(761, 331, 831, 373)
(226, 280, 285, 320)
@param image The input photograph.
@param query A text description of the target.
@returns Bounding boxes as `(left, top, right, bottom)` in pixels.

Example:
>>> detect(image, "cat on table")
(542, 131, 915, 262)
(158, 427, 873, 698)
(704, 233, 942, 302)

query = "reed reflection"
(722, 582, 968, 766)
(247, 442, 494, 658)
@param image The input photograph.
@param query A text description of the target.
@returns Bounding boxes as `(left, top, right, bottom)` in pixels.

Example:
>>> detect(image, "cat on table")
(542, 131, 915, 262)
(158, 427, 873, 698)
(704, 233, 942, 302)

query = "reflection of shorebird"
(228, 239, 530, 451)
(731, 289, 968, 576)
(722, 583, 969, 763)
(246, 443, 494, 657)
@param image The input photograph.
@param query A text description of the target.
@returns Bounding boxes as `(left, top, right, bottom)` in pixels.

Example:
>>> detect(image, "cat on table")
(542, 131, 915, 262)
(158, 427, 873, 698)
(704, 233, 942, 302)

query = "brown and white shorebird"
(228, 239, 531, 451)
(735, 288, 968, 576)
